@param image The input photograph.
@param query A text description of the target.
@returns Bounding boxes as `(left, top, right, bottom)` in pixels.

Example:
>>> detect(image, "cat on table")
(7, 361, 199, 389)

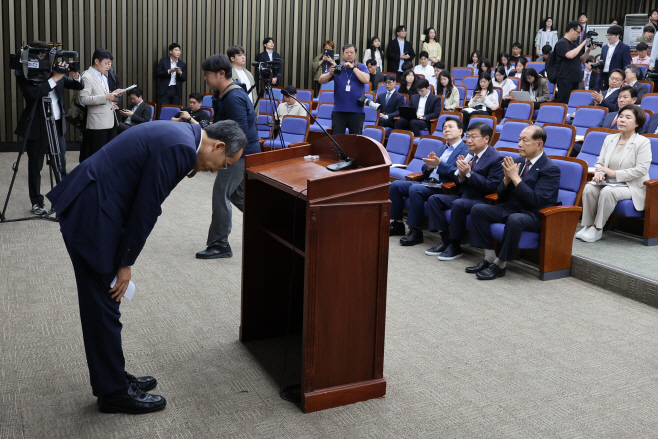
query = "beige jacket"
(441, 88, 460, 111)
(79, 68, 116, 130)
(596, 132, 652, 211)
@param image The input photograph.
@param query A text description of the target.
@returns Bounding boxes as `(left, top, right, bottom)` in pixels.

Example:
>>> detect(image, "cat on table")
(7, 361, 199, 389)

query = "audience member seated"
(367, 59, 386, 91)
(171, 92, 210, 124)
(625, 65, 646, 103)
(577, 105, 651, 243)
(312, 40, 336, 93)
(462, 72, 499, 127)
(421, 28, 442, 63)
(389, 118, 468, 245)
(363, 36, 384, 71)
(117, 87, 151, 133)
(522, 68, 550, 109)
(396, 79, 442, 136)
(633, 42, 651, 67)
(591, 69, 624, 112)
(597, 86, 637, 130)
(579, 56, 600, 90)
(275, 86, 307, 121)
(637, 26, 656, 43)
(433, 61, 446, 81)
(536, 44, 552, 63)
(497, 52, 514, 76)
(493, 67, 516, 108)
(509, 43, 524, 64)
(468, 50, 482, 76)
(478, 58, 493, 78)
(426, 122, 504, 260)
(467, 125, 561, 280)
(513, 57, 527, 79)
(399, 69, 419, 96)
(376, 74, 405, 128)
(436, 71, 459, 111)
(414, 51, 436, 87)
(535, 17, 559, 57)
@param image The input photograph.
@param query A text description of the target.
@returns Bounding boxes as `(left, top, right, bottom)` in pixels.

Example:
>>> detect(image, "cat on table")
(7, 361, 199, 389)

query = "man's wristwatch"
(465, 172, 472, 178)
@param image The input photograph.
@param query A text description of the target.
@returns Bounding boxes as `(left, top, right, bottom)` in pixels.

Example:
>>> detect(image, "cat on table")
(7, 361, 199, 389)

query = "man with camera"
(318, 44, 370, 135)
(14, 41, 84, 215)
(554, 21, 596, 104)
(598, 25, 631, 91)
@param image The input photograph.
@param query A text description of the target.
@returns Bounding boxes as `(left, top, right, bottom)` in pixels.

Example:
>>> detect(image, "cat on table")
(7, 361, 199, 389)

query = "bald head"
(518, 126, 546, 160)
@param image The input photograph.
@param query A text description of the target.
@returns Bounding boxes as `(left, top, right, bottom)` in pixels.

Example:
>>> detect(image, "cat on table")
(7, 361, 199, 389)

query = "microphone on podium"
(281, 89, 356, 171)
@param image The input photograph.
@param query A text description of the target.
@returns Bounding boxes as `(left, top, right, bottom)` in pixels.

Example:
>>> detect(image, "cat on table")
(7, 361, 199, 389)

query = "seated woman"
(577, 105, 651, 243)
(461, 72, 498, 127)
(521, 68, 550, 109)
(513, 56, 527, 79)
(497, 52, 514, 76)
(435, 71, 459, 111)
(467, 50, 482, 76)
(492, 67, 516, 108)
(478, 58, 493, 78)
(399, 69, 419, 97)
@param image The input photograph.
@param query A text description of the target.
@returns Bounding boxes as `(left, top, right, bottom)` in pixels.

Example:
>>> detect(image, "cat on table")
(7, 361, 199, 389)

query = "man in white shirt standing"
(228, 45, 258, 116)
(599, 25, 631, 91)
(156, 43, 187, 106)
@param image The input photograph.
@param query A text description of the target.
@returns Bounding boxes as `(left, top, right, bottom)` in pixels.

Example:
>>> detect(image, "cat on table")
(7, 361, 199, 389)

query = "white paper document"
(110, 276, 135, 300)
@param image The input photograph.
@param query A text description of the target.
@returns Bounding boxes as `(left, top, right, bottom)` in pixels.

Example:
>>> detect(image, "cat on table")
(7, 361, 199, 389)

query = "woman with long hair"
(497, 52, 514, 76)
(461, 72, 498, 127)
(422, 27, 442, 64)
(521, 68, 550, 109)
(363, 36, 385, 71)
(435, 71, 459, 111)
(399, 69, 419, 96)
(478, 58, 493, 78)
(468, 50, 482, 76)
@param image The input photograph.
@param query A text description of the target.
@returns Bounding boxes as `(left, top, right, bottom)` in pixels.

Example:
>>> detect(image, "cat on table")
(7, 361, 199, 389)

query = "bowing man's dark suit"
(599, 42, 631, 90)
(46, 121, 200, 397)
(389, 140, 469, 228)
(469, 152, 561, 262)
(376, 90, 405, 128)
(427, 146, 504, 241)
(395, 93, 443, 136)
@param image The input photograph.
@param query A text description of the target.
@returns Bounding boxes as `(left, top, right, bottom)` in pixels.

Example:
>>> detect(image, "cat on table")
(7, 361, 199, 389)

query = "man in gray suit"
(624, 65, 646, 103)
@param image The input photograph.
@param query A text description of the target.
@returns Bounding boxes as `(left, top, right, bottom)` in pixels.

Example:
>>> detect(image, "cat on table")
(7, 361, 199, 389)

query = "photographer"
(14, 41, 83, 215)
(598, 25, 631, 91)
(554, 21, 595, 104)
(318, 44, 370, 135)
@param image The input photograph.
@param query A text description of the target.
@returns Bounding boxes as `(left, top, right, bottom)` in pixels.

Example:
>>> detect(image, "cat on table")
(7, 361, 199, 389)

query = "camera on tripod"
(251, 58, 283, 88)
(585, 31, 603, 49)
(9, 43, 78, 82)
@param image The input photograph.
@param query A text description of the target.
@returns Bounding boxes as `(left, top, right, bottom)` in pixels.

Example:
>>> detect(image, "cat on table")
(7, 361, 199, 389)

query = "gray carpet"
(4, 151, 658, 438)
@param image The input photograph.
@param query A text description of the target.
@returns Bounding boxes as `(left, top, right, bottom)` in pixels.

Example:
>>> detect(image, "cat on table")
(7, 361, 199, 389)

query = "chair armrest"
(539, 205, 583, 216)
(644, 178, 658, 187)
(485, 193, 498, 201)
(405, 173, 424, 181)
(429, 118, 438, 133)
(391, 164, 407, 168)
(442, 181, 459, 195)
(442, 182, 456, 189)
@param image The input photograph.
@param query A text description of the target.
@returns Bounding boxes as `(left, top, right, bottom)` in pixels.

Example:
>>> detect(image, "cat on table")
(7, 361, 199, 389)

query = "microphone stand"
(282, 90, 356, 171)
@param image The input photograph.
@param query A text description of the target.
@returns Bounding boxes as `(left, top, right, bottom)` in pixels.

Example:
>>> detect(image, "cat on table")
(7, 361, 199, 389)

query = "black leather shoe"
(465, 259, 492, 274)
(196, 244, 232, 259)
(98, 384, 166, 414)
(400, 228, 424, 246)
(126, 372, 157, 392)
(476, 263, 507, 280)
(389, 221, 405, 236)
(437, 244, 463, 261)
(425, 241, 448, 256)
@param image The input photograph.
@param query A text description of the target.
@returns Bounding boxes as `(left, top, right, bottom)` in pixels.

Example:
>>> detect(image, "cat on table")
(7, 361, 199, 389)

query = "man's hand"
(502, 156, 521, 186)
(344, 61, 354, 69)
(112, 102, 119, 110)
(456, 155, 472, 179)
(112, 88, 126, 96)
(109, 266, 131, 302)
(179, 111, 191, 119)
(591, 90, 603, 104)
(381, 114, 388, 119)
(121, 109, 133, 117)
(105, 93, 117, 102)
(422, 151, 441, 169)
(417, 115, 425, 120)
(70, 70, 80, 80)
(51, 62, 69, 82)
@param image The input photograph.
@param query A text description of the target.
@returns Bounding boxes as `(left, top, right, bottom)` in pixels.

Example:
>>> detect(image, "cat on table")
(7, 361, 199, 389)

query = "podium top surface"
(247, 157, 339, 195)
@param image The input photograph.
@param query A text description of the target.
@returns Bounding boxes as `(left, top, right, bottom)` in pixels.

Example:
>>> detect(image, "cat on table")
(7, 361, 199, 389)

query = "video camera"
(585, 31, 603, 49)
(251, 58, 283, 84)
(645, 70, 658, 81)
(9, 43, 79, 82)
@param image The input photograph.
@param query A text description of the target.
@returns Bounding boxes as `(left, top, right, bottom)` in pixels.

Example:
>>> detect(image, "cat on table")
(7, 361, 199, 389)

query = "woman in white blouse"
(493, 67, 516, 108)
(363, 36, 384, 71)
(435, 71, 459, 111)
(577, 105, 652, 243)
(461, 72, 499, 127)
(467, 50, 482, 76)
(535, 17, 559, 57)
(497, 53, 514, 76)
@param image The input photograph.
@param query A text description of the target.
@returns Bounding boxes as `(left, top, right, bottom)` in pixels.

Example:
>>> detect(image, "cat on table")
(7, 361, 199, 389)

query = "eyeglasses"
(464, 135, 482, 141)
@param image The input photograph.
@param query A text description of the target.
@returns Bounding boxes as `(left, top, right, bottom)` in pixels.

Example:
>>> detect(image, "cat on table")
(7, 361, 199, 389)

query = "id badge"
(345, 85, 351, 92)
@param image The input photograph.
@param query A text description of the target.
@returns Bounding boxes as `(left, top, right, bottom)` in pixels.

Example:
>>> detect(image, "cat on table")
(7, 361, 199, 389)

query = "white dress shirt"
(603, 41, 618, 73)
(416, 94, 429, 118)
(413, 64, 436, 87)
(169, 58, 178, 86)
(266, 50, 273, 61)
(234, 68, 253, 102)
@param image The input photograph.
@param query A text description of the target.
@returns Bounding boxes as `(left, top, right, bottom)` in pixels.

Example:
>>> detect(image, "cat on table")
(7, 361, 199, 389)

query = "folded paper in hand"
(454, 153, 474, 176)
(110, 276, 135, 300)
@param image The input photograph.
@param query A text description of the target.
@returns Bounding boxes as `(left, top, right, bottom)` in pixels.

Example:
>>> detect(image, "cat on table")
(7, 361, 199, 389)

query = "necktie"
(520, 159, 532, 179)
(385, 92, 391, 105)
(610, 116, 618, 128)
(584, 72, 590, 89)
(471, 154, 479, 170)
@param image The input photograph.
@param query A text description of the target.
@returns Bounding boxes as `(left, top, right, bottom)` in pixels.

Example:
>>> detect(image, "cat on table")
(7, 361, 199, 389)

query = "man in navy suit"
(597, 86, 637, 129)
(599, 25, 631, 91)
(389, 117, 468, 246)
(46, 120, 246, 414)
(591, 69, 624, 112)
(643, 111, 658, 134)
(386, 25, 416, 80)
(395, 78, 442, 136)
(425, 122, 504, 260)
(255, 37, 282, 92)
(467, 125, 561, 280)
(376, 74, 404, 128)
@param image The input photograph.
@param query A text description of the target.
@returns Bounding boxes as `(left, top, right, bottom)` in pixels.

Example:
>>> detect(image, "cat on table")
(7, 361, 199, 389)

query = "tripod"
(257, 74, 286, 150)
(1, 96, 65, 223)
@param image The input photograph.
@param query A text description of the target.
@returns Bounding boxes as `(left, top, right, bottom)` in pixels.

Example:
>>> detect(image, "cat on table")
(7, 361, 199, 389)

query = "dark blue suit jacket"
(600, 42, 632, 76)
(451, 146, 505, 200)
(597, 88, 620, 113)
(376, 90, 404, 118)
(47, 121, 199, 273)
(421, 140, 469, 183)
(408, 93, 443, 121)
(643, 112, 658, 134)
(496, 153, 561, 226)
(597, 111, 619, 129)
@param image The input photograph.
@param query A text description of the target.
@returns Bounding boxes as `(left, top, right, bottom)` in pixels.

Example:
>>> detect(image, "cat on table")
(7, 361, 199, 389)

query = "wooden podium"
(241, 135, 391, 413)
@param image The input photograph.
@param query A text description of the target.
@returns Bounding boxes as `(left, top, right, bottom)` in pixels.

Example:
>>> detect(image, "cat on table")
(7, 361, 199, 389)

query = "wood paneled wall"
(0, 0, 656, 142)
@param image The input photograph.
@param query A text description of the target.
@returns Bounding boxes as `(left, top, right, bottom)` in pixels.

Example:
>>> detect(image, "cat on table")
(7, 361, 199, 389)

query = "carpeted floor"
(3, 151, 658, 438)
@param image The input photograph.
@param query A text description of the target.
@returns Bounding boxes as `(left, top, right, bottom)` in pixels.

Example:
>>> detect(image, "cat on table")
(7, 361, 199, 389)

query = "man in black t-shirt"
(172, 92, 210, 124)
(555, 21, 595, 104)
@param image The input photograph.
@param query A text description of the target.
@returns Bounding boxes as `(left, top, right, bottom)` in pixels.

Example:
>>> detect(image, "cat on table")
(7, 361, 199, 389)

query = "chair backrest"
(202, 94, 213, 108)
(400, 93, 409, 106)
(469, 115, 496, 130)
(407, 136, 445, 173)
(201, 107, 213, 119)
(363, 125, 385, 143)
(386, 129, 414, 165)
(639, 80, 654, 94)
(299, 100, 311, 113)
(502, 102, 533, 122)
(451, 67, 474, 84)
(547, 81, 555, 100)
(376, 83, 400, 96)
(493, 87, 503, 104)
(579, 127, 618, 166)
(319, 81, 335, 92)
(280, 115, 310, 143)
(543, 123, 576, 156)
(315, 103, 334, 121)
(567, 90, 594, 115)
(296, 89, 313, 102)
(641, 93, 658, 114)
(270, 88, 283, 101)
(455, 85, 467, 106)
(258, 99, 280, 115)
(256, 114, 272, 138)
(643, 134, 658, 179)
(509, 77, 520, 91)
(462, 76, 479, 99)
(497, 147, 521, 161)
(643, 109, 654, 133)
(363, 106, 379, 128)
(496, 120, 530, 147)
(432, 112, 463, 136)
(572, 105, 608, 135)
(144, 101, 157, 121)
(536, 102, 567, 126)
(549, 156, 588, 206)
(527, 62, 545, 72)
(317, 91, 334, 105)
(159, 105, 182, 120)
(636, 64, 649, 75)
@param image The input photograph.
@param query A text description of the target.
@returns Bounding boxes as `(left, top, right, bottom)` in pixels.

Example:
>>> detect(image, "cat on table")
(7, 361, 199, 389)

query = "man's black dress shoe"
(98, 384, 166, 414)
(465, 259, 492, 274)
(389, 221, 405, 236)
(196, 244, 233, 259)
(437, 244, 463, 261)
(425, 241, 448, 256)
(400, 228, 424, 246)
(126, 372, 157, 392)
(476, 263, 506, 280)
